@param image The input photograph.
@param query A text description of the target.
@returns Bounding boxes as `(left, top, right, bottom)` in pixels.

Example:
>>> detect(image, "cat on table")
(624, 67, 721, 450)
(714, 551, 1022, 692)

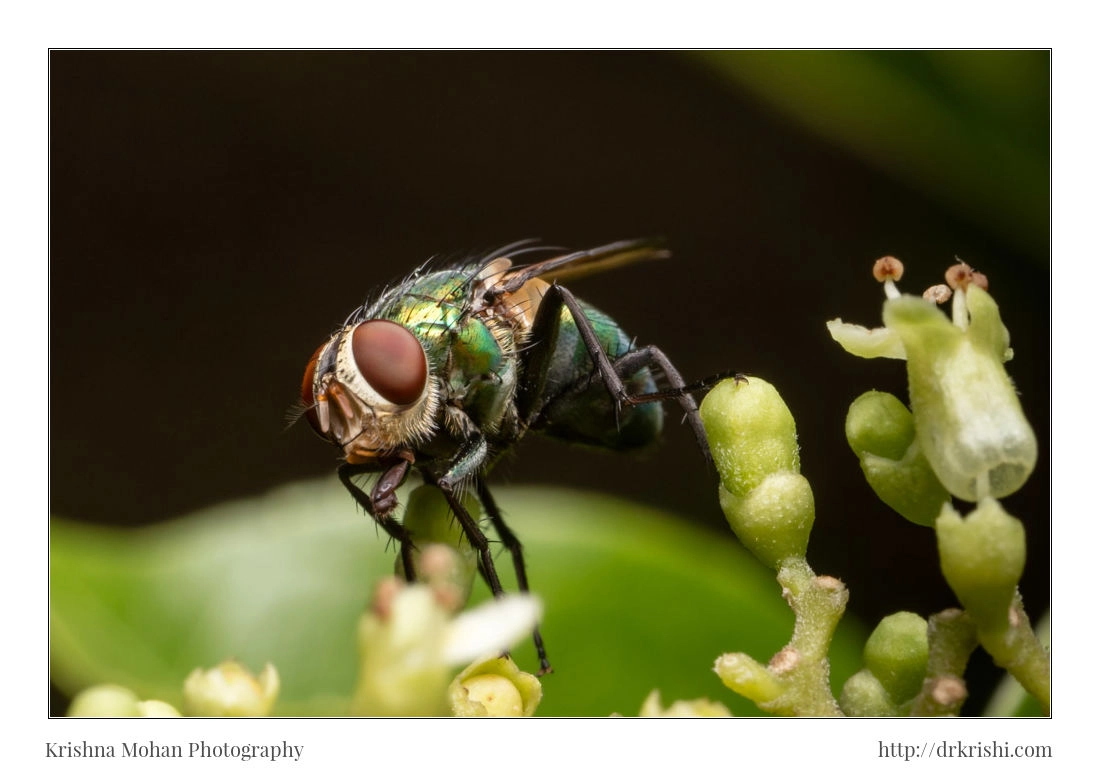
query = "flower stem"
(977, 596, 1050, 714)
(717, 558, 847, 716)
(909, 609, 977, 716)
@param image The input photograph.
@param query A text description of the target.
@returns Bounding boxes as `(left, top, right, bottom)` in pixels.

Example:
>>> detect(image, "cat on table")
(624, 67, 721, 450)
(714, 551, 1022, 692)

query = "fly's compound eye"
(351, 320, 428, 406)
(300, 342, 327, 436)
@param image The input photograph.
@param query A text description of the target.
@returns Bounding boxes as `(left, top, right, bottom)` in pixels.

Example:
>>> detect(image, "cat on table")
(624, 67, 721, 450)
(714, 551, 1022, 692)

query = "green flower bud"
(936, 498, 1026, 633)
(884, 289, 1036, 500)
(863, 612, 929, 703)
(713, 652, 785, 706)
(845, 391, 951, 526)
(67, 684, 141, 717)
(637, 689, 731, 717)
(182, 660, 279, 717)
(718, 472, 814, 570)
(449, 656, 542, 717)
(396, 485, 478, 607)
(839, 669, 898, 717)
(702, 378, 813, 568)
(700, 377, 800, 498)
(846, 390, 914, 462)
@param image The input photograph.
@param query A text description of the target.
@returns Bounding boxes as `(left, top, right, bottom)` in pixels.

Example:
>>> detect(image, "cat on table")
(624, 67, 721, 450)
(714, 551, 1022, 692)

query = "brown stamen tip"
(970, 271, 989, 291)
(923, 283, 953, 304)
(873, 256, 904, 283)
(945, 262, 976, 290)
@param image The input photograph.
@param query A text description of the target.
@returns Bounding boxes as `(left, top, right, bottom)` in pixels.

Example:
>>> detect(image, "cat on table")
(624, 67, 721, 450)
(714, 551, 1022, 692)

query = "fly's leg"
(432, 430, 553, 674)
(519, 283, 714, 463)
(475, 478, 552, 675)
(434, 431, 489, 490)
(583, 353, 749, 427)
(601, 345, 711, 462)
(425, 474, 506, 598)
(338, 460, 416, 581)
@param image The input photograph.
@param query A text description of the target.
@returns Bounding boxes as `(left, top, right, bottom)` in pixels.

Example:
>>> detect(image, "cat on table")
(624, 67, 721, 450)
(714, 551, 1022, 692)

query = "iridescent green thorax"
(363, 267, 521, 438)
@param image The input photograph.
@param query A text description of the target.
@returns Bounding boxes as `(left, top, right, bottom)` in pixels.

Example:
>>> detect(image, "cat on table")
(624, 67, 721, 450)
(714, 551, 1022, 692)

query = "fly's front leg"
(430, 432, 551, 673)
(424, 431, 505, 594)
(424, 476, 505, 599)
(338, 459, 416, 580)
(370, 457, 412, 516)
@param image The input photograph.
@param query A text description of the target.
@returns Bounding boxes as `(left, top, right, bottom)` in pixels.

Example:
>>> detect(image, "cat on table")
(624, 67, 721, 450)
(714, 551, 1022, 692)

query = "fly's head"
(301, 319, 439, 464)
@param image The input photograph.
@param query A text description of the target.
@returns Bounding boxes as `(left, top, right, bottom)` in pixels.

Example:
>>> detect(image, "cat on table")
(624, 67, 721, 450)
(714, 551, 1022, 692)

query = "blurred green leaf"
(695, 51, 1049, 256)
(51, 479, 865, 716)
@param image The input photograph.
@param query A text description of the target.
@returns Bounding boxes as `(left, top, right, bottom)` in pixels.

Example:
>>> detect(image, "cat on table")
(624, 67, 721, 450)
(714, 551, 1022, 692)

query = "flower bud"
(936, 498, 1026, 633)
(702, 378, 814, 568)
(354, 580, 541, 716)
(718, 473, 814, 570)
(863, 612, 929, 703)
(182, 660, 279, 717)
(839, 669, 898, 717)
(638, 689, 731, 717)
(845, 391, 950, 526)
(353, 584, 451, 716)
(700, 377, 800, 498)
(67, 684, 141, 717)
(884, 289, 1036, 500)
(449, 656, 542, 717)
(135, 699, 182, 717)
(713, 653, 784, 705)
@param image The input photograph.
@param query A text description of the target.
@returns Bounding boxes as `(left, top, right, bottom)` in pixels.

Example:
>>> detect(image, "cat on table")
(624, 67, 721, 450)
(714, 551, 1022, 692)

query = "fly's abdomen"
(535, 301, 663, 450)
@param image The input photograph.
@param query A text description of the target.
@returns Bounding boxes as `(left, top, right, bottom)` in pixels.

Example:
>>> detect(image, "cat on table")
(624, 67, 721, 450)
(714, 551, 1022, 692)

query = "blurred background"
(50, 50, 1049, 713)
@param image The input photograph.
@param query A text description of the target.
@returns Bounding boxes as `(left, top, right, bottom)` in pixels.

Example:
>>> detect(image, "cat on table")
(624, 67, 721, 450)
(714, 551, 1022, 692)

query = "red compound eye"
(300, 342, 327, 435)
(351, 320, 428, 406)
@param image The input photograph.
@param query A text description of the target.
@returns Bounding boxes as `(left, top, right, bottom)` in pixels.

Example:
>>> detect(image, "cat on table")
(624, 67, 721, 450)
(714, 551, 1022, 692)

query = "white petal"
(826, 318, 906, 360)
(442, 595, 542, 664)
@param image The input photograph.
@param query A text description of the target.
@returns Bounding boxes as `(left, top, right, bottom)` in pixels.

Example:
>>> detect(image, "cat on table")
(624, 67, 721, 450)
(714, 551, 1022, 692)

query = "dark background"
(50, 51, 1049, 713)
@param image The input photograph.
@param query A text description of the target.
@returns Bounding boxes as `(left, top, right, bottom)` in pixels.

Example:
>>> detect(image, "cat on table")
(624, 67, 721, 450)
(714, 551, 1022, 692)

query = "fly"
(298, 238, 730, 675)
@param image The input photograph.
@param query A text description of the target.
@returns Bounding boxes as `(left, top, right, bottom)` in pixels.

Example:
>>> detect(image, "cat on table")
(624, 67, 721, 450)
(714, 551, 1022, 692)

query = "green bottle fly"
(299, 239, 719, 674)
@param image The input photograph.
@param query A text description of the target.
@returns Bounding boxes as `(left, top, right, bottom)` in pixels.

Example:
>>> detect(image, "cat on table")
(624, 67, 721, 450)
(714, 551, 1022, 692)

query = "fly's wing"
(493, 238, 670, 295)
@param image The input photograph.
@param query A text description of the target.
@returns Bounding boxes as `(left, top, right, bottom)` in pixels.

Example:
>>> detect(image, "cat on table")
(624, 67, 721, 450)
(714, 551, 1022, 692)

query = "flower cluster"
(701, 256, 1047, 716)
(69, 485, 544, 718)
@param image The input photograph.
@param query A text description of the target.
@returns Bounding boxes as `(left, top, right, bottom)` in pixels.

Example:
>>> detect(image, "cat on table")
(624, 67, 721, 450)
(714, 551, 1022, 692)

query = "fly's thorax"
(302, 319, 440, 462)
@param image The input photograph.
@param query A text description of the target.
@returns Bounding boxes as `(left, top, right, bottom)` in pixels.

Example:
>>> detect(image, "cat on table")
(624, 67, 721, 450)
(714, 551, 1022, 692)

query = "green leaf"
(51, 479, 865, 716)
(694, 51, 1048, 256)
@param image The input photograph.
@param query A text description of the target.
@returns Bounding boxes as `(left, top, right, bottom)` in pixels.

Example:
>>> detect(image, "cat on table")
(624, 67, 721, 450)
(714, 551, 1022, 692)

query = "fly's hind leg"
(519, 283, 716, 463)
(598, 344, 712, 463)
